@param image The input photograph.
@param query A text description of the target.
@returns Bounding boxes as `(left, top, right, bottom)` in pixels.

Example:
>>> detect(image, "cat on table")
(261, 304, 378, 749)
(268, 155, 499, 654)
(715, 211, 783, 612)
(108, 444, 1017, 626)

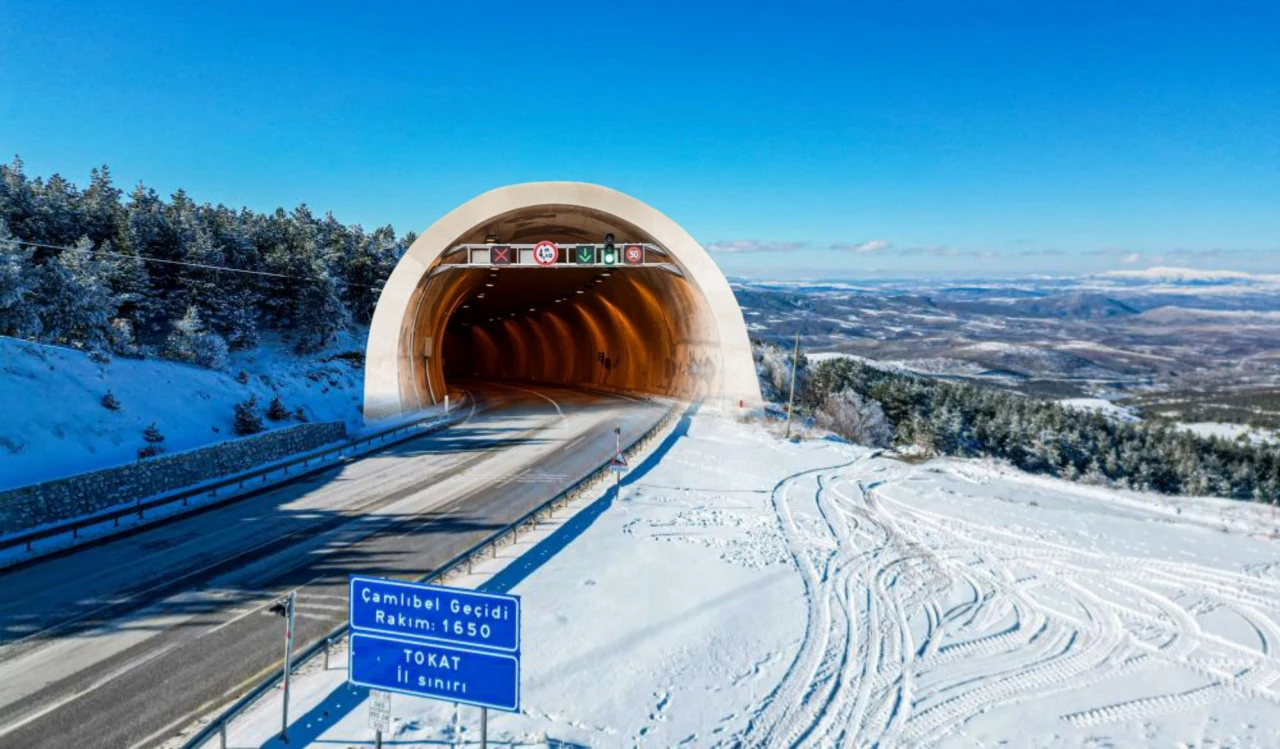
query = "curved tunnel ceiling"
(363, 183, 762, 421)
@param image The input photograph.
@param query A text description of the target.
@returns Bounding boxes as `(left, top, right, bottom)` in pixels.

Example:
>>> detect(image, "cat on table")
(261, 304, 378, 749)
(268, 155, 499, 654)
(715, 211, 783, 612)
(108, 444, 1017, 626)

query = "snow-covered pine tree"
(35, 237, 118, 348)
(816, 388, 893, 447)
(0, 220, 41, 338)
(234, 395, 264, 436)
(292, 264, 348, 352)
(267, 394, 290, 421)
(30, 173, 85, 246)
(179, 224, 230, 332)
(80, 166, 125, 249)
(137, 422, 165, 459)
(165, 305, 229, 369)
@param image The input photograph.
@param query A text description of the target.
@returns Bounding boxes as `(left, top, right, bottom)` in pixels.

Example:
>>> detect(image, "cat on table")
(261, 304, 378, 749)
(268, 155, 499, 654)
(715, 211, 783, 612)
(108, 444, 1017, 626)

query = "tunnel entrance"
(439, 264, 710, 395)
(363, 183, 762, 421)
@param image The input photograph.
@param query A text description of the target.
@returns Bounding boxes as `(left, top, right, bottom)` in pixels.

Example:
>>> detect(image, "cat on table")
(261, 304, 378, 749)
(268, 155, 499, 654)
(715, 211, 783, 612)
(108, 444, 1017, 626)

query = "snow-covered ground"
(1058, 397, 1142, 423)
(0, 333, 367, 490)
(1179, 421, 1278, 446)
(212, 413, 1280, 748)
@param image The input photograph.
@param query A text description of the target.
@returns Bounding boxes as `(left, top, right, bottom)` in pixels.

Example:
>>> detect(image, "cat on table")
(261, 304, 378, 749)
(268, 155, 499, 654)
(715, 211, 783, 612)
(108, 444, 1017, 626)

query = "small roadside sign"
(368, 690, 391, 732)
(609, 451, 628, 473)
(532, 240, 559, 266)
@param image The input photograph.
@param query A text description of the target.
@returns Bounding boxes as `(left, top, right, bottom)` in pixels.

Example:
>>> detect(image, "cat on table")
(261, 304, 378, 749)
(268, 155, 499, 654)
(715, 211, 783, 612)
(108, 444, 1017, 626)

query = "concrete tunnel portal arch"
(363, 182, 762, 421)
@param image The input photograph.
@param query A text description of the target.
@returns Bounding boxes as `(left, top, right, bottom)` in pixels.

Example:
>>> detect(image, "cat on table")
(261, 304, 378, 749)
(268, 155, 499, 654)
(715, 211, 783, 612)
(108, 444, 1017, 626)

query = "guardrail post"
(323, 636, 330, 670)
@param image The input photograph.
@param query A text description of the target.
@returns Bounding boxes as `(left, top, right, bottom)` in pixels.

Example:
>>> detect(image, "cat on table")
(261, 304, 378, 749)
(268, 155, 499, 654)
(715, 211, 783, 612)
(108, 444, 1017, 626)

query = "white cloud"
(832, 239, 892, 253)
(704, 240, 808, 254)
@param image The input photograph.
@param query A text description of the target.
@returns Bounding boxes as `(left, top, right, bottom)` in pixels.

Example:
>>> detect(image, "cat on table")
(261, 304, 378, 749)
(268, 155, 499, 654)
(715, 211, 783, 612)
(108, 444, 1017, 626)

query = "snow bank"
(211, 414, 1280, 748)
(0, 332, 366, 490)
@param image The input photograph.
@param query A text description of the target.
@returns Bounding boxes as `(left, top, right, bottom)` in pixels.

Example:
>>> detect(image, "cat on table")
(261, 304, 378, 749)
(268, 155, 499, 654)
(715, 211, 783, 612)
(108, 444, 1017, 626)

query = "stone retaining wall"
(0, 422, 346, 535)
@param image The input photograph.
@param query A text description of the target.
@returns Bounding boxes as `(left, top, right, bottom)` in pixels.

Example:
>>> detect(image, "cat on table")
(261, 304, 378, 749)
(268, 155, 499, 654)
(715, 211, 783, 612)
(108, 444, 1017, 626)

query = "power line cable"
(12, 239, 387, 289)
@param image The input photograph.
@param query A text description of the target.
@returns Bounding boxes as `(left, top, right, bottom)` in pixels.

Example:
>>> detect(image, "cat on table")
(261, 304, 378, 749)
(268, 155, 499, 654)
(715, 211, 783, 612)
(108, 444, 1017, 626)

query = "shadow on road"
(246, 402, 698, 749)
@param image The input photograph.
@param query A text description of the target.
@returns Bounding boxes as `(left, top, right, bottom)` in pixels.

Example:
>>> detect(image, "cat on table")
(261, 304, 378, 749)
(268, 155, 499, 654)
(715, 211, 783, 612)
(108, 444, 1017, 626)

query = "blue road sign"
(349, 632, 520, 712)
(349, 575, 520, 653)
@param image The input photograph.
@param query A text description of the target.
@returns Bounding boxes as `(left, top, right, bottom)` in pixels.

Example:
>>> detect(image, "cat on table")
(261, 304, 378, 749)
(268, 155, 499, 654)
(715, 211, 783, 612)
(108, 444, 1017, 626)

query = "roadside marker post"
(348, 576, 521, 746)
(610, 424, 629, 499)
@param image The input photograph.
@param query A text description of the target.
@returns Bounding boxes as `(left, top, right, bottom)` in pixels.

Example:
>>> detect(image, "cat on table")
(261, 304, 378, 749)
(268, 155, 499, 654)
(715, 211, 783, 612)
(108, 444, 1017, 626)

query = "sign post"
(349, 576, 521, 745)
(269, 591, 297, 743)
(368, 690, 390, 748)
(609, 424, 628, 498)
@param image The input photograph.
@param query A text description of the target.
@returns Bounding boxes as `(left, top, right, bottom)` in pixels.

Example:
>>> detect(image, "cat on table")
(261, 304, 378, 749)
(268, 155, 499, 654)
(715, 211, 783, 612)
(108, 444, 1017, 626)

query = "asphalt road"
(0, 382, 668, 749)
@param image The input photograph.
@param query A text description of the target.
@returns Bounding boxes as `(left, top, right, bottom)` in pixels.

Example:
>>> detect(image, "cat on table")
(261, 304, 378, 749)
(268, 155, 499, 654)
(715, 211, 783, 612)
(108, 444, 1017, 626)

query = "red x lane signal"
(490, 246, 512, 265)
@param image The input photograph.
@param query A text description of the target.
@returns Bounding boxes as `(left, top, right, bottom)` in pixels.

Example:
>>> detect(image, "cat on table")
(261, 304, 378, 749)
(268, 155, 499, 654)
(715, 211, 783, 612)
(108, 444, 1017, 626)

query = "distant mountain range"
(731, 268, 1280, 410)
(1098, 266, 1280, 284)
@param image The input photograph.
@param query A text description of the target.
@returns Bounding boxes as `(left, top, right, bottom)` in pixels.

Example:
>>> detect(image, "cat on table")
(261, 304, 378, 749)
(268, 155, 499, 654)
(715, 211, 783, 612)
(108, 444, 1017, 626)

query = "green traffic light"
(603, 251, 616, 264)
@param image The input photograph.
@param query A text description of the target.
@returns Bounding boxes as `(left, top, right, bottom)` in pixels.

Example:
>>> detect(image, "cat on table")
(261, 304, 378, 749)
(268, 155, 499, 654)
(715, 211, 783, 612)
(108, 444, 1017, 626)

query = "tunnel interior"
(402, 204, 724, 408)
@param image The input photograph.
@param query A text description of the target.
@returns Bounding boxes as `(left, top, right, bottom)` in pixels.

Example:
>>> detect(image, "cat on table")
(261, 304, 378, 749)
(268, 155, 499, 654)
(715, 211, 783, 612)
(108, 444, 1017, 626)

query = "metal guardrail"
(179, 401, 683, 749)
(0, 397, 474, 559)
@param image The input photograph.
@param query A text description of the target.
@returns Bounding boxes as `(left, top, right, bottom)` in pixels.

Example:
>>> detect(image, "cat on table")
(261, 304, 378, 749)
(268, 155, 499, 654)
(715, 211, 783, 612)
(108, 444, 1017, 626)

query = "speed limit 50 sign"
(532, 241, 559, 266)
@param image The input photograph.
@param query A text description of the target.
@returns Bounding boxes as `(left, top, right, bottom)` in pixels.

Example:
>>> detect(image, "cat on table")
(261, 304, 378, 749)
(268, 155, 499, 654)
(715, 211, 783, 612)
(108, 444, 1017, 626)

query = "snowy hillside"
(215, 414, 1280, 748)
(0, 333, 367, 490)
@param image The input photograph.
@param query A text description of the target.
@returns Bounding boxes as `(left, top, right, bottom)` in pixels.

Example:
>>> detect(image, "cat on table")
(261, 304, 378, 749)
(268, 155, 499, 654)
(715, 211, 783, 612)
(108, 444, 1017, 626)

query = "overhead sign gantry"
(434, 240, 682, 276)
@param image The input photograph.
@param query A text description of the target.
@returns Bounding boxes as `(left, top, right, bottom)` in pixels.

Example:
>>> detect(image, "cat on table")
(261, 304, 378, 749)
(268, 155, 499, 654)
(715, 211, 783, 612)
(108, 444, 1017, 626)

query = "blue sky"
(1, 1, 1276, 279)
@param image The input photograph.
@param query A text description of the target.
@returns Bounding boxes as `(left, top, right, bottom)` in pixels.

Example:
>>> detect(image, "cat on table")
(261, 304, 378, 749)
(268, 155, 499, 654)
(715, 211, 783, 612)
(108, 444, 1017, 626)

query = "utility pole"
(270, 591, 297, 742)
(785, 332, 801, 439)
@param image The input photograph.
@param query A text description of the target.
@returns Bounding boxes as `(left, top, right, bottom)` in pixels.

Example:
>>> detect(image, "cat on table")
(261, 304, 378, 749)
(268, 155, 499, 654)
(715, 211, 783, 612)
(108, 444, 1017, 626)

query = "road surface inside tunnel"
(0, 381, 670, 749)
